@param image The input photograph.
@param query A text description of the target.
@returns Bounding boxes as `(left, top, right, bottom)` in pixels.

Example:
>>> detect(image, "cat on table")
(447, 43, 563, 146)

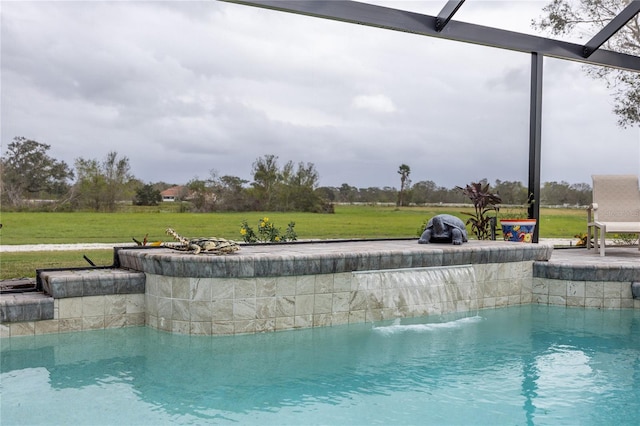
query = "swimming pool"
(2, 305, 639, 425)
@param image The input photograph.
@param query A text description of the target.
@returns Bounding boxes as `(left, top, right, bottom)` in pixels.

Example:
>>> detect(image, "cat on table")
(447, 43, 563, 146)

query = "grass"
(0, 205, 587, 280)
(0, 207, 449, 244)
(1, 250, 116, 281)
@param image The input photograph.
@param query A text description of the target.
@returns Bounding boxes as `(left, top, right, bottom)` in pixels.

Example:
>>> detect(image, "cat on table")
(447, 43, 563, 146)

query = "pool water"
(2, 305, 639, 425)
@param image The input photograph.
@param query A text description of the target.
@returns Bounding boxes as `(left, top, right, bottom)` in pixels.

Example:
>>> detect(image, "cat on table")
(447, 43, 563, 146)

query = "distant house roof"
(160, 185, 185, 199)
(160, 185, 215, 203)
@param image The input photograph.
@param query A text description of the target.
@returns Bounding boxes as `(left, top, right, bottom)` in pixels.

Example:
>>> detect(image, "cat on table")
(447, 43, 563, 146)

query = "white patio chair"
(587, 174, 640, 256)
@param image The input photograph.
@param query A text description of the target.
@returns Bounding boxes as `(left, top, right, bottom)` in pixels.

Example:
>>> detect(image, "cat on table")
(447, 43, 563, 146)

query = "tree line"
(336, 164, 591, 207)
(1, 137, 592, 213)
(0, 137, 329, 213)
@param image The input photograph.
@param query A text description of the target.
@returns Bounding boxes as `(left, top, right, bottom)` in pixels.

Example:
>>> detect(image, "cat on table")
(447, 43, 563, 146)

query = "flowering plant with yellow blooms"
(240, 217, 297, 243)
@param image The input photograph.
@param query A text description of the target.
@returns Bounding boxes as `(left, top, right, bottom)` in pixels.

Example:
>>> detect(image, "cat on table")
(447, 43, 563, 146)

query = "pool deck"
(547, 244, 639, 266)
(537, 244, 639, 282)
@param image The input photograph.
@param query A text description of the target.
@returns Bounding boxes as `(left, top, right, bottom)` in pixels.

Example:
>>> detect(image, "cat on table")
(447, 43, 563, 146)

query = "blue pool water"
(2, 305, 640, 425)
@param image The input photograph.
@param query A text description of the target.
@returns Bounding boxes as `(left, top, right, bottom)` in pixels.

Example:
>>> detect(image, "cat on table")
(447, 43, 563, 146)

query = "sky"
(2, 0, 639, 189)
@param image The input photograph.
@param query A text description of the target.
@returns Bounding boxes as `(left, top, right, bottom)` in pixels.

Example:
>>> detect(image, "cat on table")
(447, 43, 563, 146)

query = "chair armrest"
(587, 203, 599, 223)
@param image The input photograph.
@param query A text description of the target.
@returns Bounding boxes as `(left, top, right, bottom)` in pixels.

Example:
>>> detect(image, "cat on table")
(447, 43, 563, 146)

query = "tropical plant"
(456, 182, 502, 240)
(396, 164, 411, 207)
(574, 233, 589, 247)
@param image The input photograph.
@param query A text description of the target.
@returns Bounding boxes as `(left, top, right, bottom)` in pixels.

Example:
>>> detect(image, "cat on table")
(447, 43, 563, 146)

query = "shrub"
(240, 217, 297, 243)
(456, 182, 502, 240)
(613, 233, 639, 246)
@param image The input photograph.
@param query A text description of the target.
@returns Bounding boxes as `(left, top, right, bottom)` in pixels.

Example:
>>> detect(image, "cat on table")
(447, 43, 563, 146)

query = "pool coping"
(115, 239, 554, 278)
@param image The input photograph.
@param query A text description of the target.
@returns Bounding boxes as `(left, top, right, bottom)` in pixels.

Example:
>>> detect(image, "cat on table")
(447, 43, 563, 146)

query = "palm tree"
(397, 164, 411, 207)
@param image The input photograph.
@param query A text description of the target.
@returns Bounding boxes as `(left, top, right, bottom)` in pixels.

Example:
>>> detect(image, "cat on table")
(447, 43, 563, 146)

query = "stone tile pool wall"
(142, 261, 534, 335)
(3, 294, 146, 337)
(109, 240, 548, 335)
(1, 268, 145, 337)
(2, 240, 638, 337)
(533, 255, 640, 309)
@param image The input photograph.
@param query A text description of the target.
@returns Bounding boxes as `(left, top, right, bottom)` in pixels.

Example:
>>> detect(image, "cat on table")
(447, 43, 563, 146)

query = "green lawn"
(1, 250, 117, 281)
(0, 205, 587, 280)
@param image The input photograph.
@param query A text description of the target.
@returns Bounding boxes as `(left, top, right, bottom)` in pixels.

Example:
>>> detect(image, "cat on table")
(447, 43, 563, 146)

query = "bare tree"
(74, 151, 134, 211)
(251, 154, 280, 210)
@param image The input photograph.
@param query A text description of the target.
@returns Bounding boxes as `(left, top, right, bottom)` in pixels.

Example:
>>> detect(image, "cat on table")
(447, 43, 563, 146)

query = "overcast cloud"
(2, 0, 639, 189)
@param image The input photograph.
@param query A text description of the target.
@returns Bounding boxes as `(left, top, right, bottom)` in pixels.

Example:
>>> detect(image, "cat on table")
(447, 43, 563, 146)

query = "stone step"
(0, 292, 54, 323)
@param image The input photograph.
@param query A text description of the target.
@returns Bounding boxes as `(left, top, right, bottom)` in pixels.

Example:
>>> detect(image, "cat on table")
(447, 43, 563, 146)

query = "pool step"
(0, 292, 54, 323)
